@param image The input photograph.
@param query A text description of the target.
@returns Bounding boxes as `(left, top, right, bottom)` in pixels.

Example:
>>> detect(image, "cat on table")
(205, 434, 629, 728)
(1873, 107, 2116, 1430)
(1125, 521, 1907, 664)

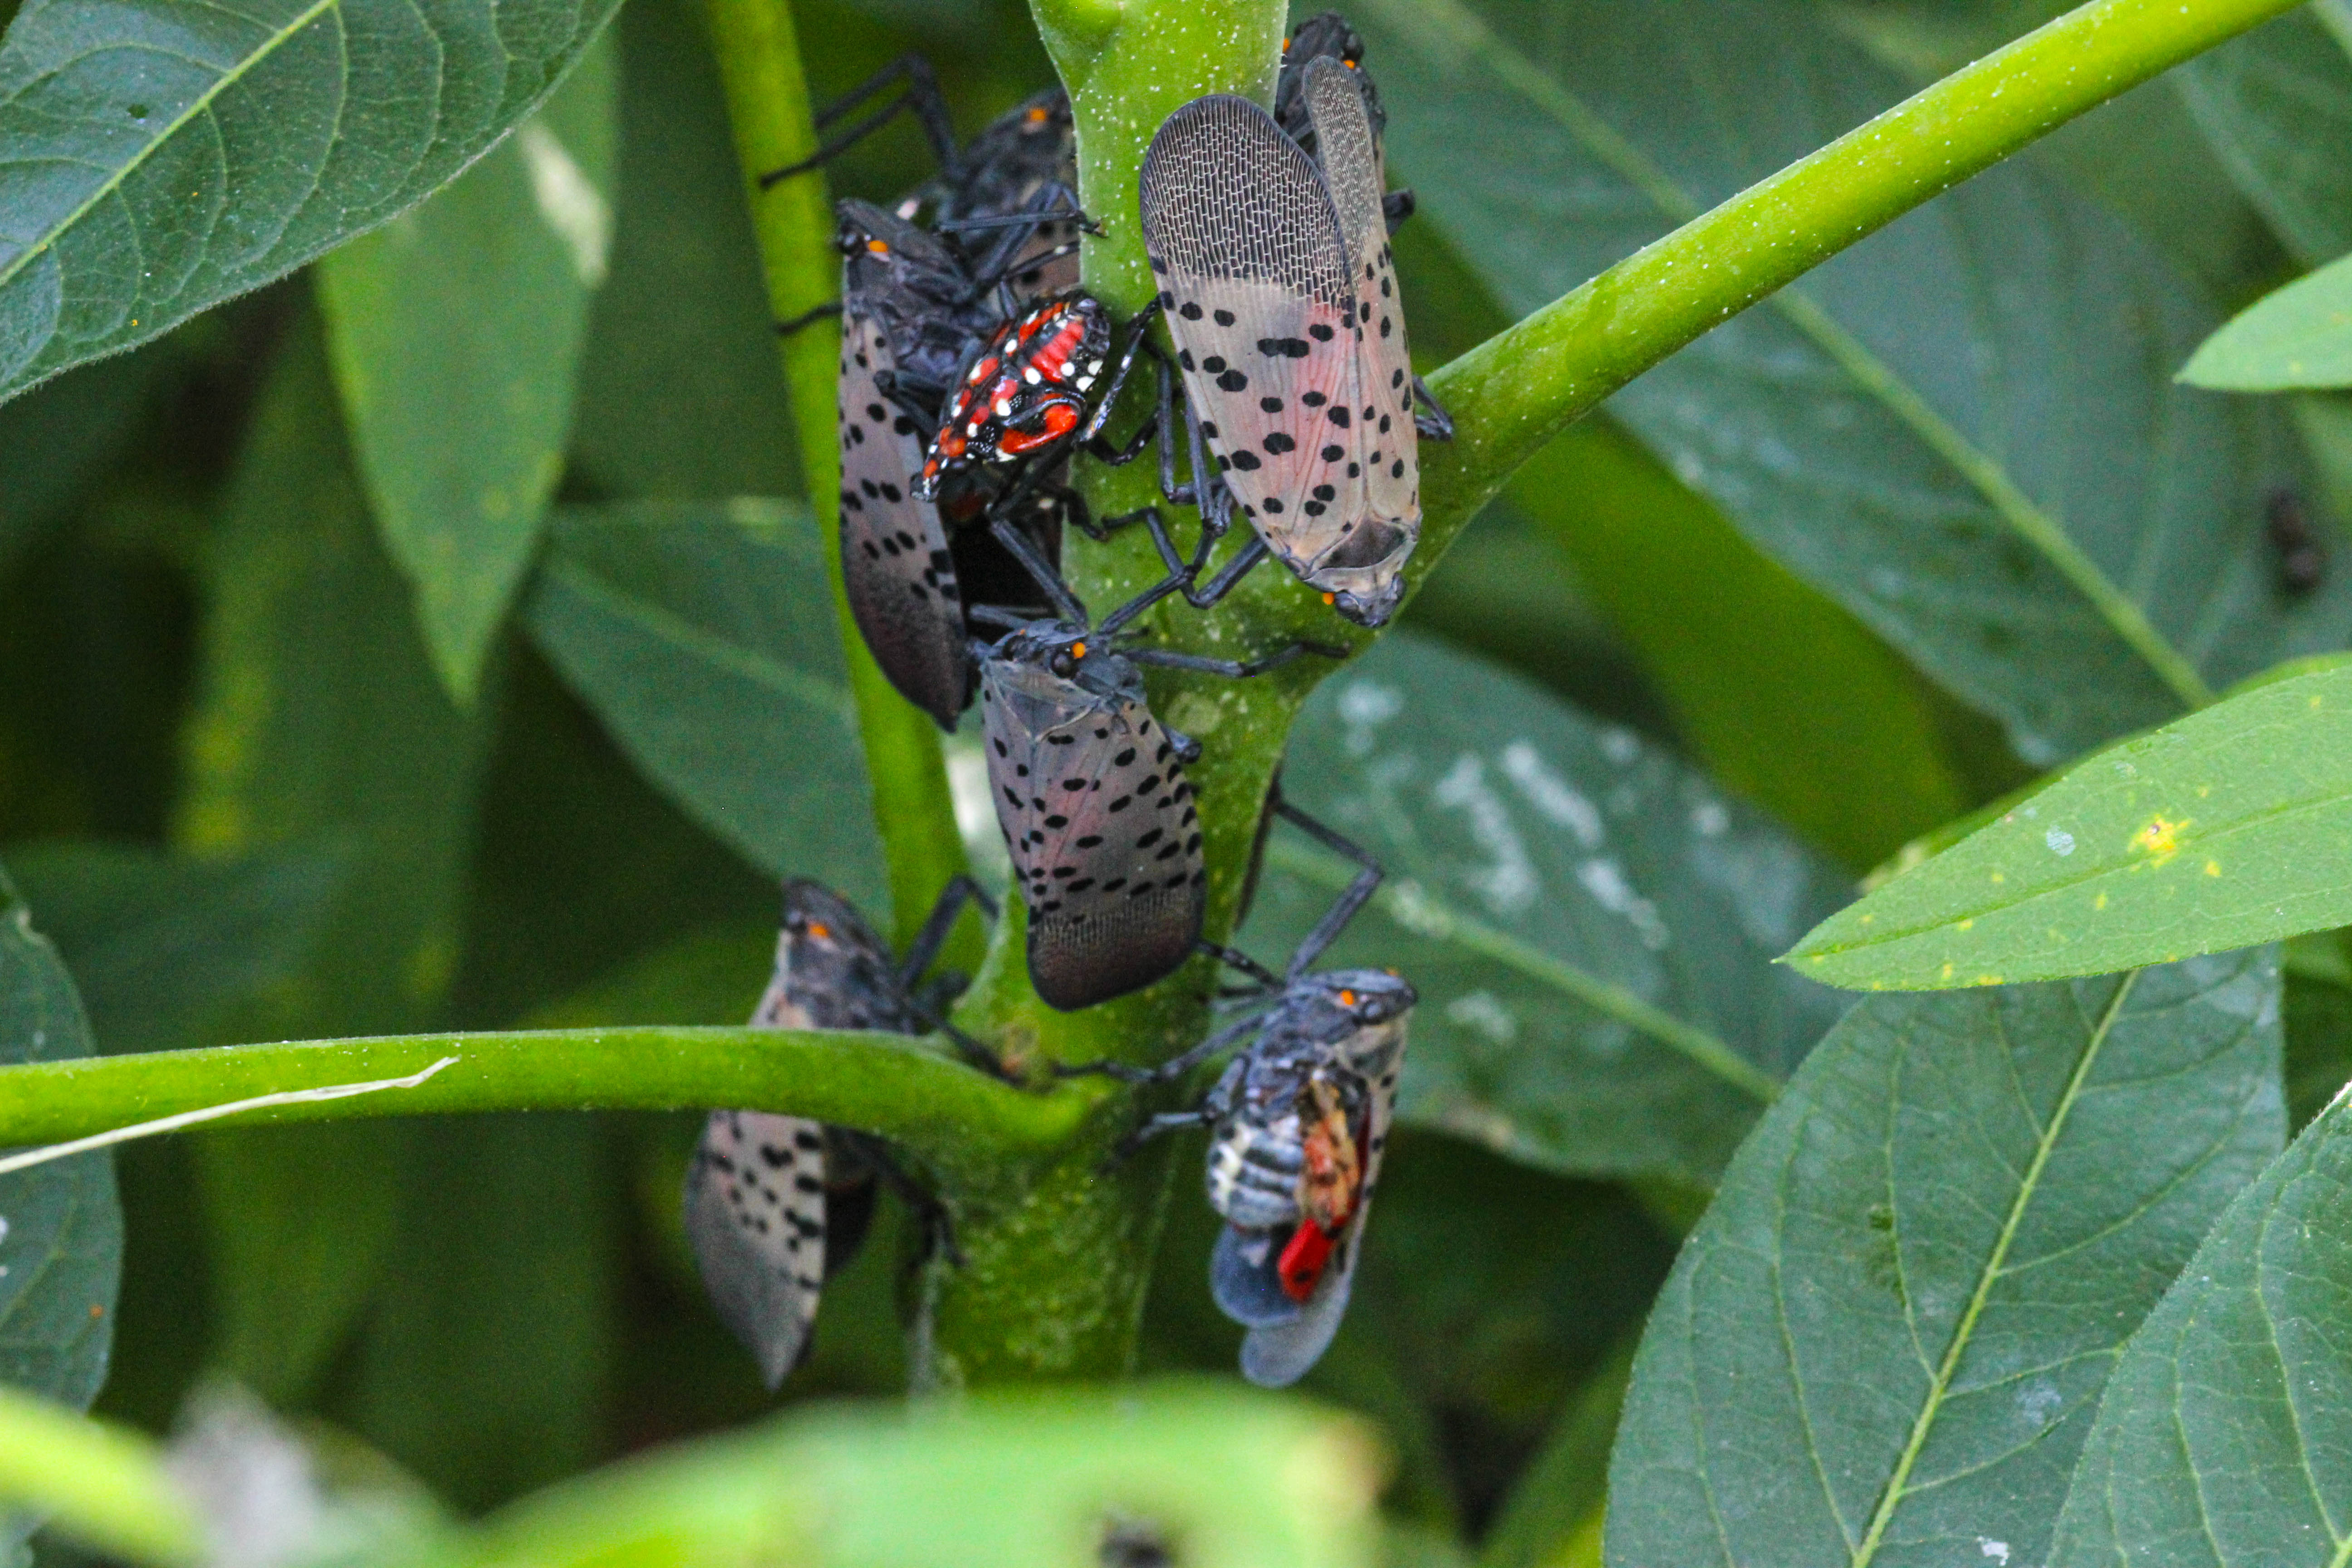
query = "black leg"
(988, 510, 1088, 624)
(1124, 640, 1348, 679)
(1199, 940, 1283, 991)
(1083, 411, 1158, 468)
(1075, 300, 1166, 446)
(1382, 186, 1417, 235)
(1412, 374, 1455, 440)
(968, 605, 1030, 632)
(759, 54, 956, 188)
(898, 874, 997, 989)
(858, 1139, 966, 1269)
(1059, 1009, 1260, 1088)
(1115, 1108, 1215, 1159)
(1270, 800, 1384, 977)
(774, 300, 843, 336)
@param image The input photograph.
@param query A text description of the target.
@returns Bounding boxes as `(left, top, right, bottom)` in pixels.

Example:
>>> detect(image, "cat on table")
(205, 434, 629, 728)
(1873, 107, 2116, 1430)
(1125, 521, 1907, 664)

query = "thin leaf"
(0, 859, 119, 1563)
(567, 0, 798, 500)
(0, 0, 620, 402)
(1788, 659, 2352, 990)
(1362, 0, 2347, 765)
(2048, 1057, 2352, 1568)
(2178, 7, 2352, 267)
(2, 839, 346, 1057)
(1608, 953, 2284, 1568)
(1239, 632, 1852, 1185)
(171, 312, 488, 1405)
(319, 35, 619, 702)
(523, 499, 886, 910)
(2181, 250, 2352, 392)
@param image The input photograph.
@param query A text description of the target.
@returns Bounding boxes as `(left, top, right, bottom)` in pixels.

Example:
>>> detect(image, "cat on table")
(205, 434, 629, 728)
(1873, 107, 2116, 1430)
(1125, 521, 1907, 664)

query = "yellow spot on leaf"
(1977, 974, 2003, 985)
(2095, 892, 2109, 910)
(1989, 871, 2005, 884)
(1940, 963, 1955, 981)
(2204, 859, 2221, 877)
(1956, 918, 1975, 930)
(2196, 785, 2211, 798)
(2129, 814, 2190, 863)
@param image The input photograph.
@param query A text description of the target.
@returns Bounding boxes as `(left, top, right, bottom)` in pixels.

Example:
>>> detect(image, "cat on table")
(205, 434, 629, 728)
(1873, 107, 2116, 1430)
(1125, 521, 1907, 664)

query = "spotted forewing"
(1141, 72, 1421, 621)
(978, 648, 1205, 1010)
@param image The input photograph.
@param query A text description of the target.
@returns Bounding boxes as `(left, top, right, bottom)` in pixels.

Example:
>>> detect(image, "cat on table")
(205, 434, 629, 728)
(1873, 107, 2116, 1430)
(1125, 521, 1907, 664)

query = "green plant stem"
(1411, 0, 2309, 673)
(0, 1029, 1091, 1189)
(701, 0, 972, 953)
(0, 1386, 201, 1568)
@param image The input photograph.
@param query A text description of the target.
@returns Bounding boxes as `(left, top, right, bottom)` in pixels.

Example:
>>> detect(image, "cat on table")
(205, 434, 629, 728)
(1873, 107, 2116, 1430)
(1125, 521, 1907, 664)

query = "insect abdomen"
(1207, 1117, 1305, 1231)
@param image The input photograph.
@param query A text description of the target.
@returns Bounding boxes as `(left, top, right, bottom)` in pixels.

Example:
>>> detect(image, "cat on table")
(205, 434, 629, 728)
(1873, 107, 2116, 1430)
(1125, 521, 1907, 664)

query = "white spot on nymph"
(1433, 755, 1537, 916)
(994, 400, 1012, 416)
(517, 122, 612, 287)
(1075, 374, 1094, 391)
(2045, 828, 2075, 856)
(969, 362, 988, 381)
(1499, 741, 1602, 849)
(1579, 858, 1669, 950)
(1024, 367, 1042, 384)
(1446, 990, 1518, 1045)
(1979, 1541, 2010, 1565)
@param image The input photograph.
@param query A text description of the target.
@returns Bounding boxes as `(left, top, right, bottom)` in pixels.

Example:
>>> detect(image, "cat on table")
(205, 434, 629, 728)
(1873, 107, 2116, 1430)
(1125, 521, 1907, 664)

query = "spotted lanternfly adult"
(1064, 801, 1410, 1385)
(1141, 59, 1449, 628)
(2267, 488, 2328, 596)
(970, 549, 1343, 1010)
(683, 876, 992, 1387)
(1275, 11, 1415, 236)
(836, 200, 1077, 726)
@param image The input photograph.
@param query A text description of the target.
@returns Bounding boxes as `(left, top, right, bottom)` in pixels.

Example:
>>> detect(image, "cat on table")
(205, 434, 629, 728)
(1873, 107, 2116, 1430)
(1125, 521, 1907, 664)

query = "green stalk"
(1411, 0, 2311, 647)
(701, 0, 972, 952)
(0, 1029, 1091, 1190)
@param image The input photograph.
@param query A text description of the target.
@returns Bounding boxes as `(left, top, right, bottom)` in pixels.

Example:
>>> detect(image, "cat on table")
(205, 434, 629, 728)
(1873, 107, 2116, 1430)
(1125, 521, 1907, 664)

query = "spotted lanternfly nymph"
(1141, 56, 1450, 628)
(2267, 487, 2328, 597)
(1063, 802, 1410, 1386)
(683, 876, 992, 1387)
(836, 199, 1082, 727)
(970, 543, 1343, 1010)
(916, 292, 1159, 504)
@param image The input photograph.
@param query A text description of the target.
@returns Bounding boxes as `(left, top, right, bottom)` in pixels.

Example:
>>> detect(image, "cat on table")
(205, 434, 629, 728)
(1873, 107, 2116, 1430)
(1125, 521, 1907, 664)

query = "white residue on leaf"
(1432, 755, 1537, 916)
(2045, 828, 2075, 857)
(1598, 727, 1642, 767)
(1338, 679, 1403, 758)
(0, 1215, 9, 1245)
(1578, 858, 1669, 950)
(1979, 1540, 2010, 1564)
(1384, 879, 1455, 940)
(1499, 741, 1602, 848)
(1690, 799, 1730, 838)
(1445, 990, 1519, 1045)
(519, 122, 613, 287)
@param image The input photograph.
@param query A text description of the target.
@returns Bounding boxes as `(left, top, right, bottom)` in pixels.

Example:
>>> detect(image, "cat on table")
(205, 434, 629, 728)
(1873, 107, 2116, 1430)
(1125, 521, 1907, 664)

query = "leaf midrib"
(1847, 971, 2140, 1568)
(0, 0, 344, 296)
(1267, 836, 1781, 1104)
(1362, 0, 2216, 711)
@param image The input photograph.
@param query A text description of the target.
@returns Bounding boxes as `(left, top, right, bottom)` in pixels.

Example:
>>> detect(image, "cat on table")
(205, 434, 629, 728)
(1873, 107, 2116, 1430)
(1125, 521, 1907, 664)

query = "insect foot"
(683, 876, 993, 1387)
(1142, 49, 1428, 628)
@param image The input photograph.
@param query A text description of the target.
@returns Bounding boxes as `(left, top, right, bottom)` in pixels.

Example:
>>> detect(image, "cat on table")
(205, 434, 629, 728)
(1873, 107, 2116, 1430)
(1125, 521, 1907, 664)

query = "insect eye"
(1049, 651, 1078, 679)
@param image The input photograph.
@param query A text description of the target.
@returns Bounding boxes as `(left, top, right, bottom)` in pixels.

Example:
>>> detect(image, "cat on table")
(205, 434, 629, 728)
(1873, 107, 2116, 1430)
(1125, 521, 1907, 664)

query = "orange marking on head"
(866, 239, 889, 254)
(1322, 592, 1336, 604)
(1027, 106, 1048, 122)
(1071, 642, 1088, 659)
(807, 922, 831, 940)
(1339, 990, 1356, 1007)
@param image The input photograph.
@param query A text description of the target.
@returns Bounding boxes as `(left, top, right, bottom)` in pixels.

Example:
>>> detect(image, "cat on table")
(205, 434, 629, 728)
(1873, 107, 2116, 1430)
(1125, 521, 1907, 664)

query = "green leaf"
(1361, 0, 2346, 765)
(318, 35, 619, 704)
(0, 0, 621, 403)
(1608, 954, 2284, 1568)
(2047, 1044, 2352, 1568)
(2178, 6, 2352, 267)
(1477, 1343, 1631, 1568)
(1788, 659, 2352, 990)
(0, 1385, 194, 1568)
(171, 311, 489, 1405)
(351, 1113, 614, 1511)
(1, 839, 345, 1056)
(2181, 251, 2352, 392)
(0, 352, 157, 575)
(1238, 632, 1853, 1184)
(523, 499, 886, 909)
(566, 0, 799, 500)
(1505, 418, 1968, 871)
(0, 860, 119, 1563)
(397, 1381, 1383, 1568)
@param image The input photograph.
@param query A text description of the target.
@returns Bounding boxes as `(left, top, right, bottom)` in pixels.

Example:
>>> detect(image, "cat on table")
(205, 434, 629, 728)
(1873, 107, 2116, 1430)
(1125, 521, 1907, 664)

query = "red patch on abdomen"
(1278, 1220, 1336, 1301)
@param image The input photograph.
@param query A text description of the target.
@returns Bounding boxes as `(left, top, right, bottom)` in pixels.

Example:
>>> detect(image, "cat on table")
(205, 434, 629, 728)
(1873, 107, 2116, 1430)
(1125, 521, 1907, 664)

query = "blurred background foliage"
(0, 0, 2345, 1558)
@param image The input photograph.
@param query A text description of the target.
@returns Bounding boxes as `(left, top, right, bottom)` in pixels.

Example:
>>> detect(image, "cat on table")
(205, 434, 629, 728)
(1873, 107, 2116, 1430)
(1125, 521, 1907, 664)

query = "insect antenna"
(1268, 799, 1384, 977)
(985, 510, 1089, 623)
(774, 300, 843, 337)
(895, 874, 997, 991)
(759, 54, 958, 188)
